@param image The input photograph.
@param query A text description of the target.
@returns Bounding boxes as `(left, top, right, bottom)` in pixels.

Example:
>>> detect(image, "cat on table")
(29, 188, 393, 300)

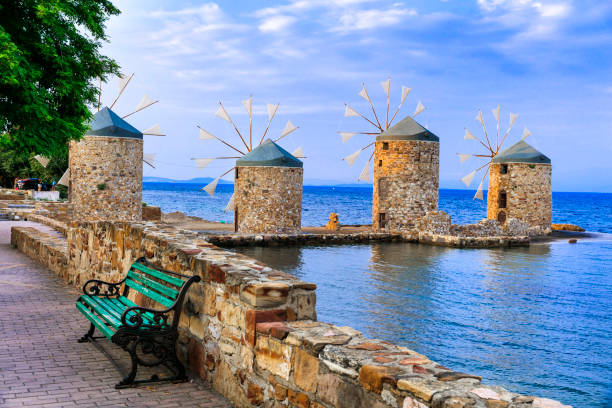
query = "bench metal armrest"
(120, 275, 201, 330)
(82, 277, 126, 297)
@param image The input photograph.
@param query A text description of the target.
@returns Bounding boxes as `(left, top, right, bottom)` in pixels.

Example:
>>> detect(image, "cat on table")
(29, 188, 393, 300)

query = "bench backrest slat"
(125, 279, 175, 308)
(131, 263, 184, 287)
(127, 270, 180, 300)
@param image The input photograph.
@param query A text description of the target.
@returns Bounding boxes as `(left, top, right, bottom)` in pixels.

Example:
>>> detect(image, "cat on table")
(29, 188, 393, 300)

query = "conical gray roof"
(236, 139, 302, 168)
(492, 140, 551, 164)
(85, 107, 143, 139)
(377, 116, 439, 142)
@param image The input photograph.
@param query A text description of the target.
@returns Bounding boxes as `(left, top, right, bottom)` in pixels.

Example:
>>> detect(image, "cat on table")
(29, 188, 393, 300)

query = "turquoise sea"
(143, 183, 612, 407)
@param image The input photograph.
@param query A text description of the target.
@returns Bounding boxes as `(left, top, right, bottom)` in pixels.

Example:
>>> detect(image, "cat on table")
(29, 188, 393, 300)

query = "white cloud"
(334, 6, 417, 32)
(259, 15, 297, 33)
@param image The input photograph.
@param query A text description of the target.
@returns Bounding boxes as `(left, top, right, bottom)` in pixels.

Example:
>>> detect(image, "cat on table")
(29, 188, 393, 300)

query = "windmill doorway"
(234, 209, 239, 232)
(378, 212, 388, 229)
(497, 211, 506, 225)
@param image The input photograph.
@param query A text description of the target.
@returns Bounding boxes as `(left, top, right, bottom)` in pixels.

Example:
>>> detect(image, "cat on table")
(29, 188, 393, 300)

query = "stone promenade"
(0, 221, 231, 408)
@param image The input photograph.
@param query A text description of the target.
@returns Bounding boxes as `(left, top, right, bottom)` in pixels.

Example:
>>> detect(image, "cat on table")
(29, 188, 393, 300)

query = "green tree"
(0, 0, 120, 157)
(0, 143, 67, 188)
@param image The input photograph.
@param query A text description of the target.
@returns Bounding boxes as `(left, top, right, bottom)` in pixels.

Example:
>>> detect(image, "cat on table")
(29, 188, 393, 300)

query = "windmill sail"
(474, 180, 484, 200)
(292, 147, 304, 158)
(202, 177, 220, 195)
(242, 96, 253, 116)
(340, 132, 356, 143)
(343, 149, 361, 167)
(401, 86, 411, 104)
(492, 105, 500, 122)
(136, 95, 155, 111)
(359, 85, 371, 103)
(57, 169, 70, 186)
(464, 129, 478, 140)
(344, 104, 360, 117)
(461, 170, 476, 187)
(380, 78, 391, 97)
(458, 153, 471, 163)
(521, 127, 531, 140)
(193, 158, 215, 169)
(143, 153, 156, 167)
(267, 103, 279, 121)
(215, 105, 232, 122)
(279, 120, 298, 138)
(143, 124, 165, 136)
(34, 155, 50, 168)
(358, 161, 369, 182)
(224, 194, 235, 212)
(413, 101, 425, 117)
(199, 128, 215, 140)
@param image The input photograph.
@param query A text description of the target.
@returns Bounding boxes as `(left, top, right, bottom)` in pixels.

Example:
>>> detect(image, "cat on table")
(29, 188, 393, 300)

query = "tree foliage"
(0, 0, 120, 157)
(0, 142, 67, 188)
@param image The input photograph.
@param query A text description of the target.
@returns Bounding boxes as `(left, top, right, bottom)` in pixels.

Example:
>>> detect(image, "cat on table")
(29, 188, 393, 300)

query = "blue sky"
(99, 0, 612, 192)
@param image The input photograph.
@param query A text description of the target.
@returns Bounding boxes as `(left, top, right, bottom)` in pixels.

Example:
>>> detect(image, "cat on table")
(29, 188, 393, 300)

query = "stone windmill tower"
(340, 78, 435, 231)
(487, 140, 552, 229)
(234, 140, 303, 233)
(373, 116, 440, 230)
(66, 73, 164, 221)
(69, 107, 144, 221)
(193, 96, 304, 233)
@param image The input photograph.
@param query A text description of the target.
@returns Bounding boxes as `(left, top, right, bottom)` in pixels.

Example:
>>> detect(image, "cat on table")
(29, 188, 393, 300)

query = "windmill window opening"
(500, 164, 508, 174)
(383, 142, 389, 150)
(378, 160, 382, 167)
(499, 191, 507, 209)
(378, 212, 388, 228)
(235, 168, 239, 179)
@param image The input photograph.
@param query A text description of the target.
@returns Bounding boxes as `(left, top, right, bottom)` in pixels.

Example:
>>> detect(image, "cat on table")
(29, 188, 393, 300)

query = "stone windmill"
(340, 78, 439, 231)
(459, 106, 552, 230)
(61, 73, 165, 221)
(193, 97, 304, 233)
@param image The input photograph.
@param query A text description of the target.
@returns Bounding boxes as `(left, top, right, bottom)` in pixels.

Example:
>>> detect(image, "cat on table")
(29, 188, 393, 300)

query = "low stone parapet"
(11, 220, 569, 407)
(11, 226, 68, 279)
(205, 231, 402, 248)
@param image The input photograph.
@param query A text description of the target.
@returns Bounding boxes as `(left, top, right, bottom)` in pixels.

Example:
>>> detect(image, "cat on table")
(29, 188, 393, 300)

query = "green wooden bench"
(76, 257, 200, 388)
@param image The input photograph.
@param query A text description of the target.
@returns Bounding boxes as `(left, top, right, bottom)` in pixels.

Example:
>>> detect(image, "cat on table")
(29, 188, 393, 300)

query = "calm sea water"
(143, 183, 612, 406)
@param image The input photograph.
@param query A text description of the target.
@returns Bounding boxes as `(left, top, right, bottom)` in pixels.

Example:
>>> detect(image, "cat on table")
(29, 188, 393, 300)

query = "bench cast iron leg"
(78, 323, 95, 343)
(115, 345, 138, 389)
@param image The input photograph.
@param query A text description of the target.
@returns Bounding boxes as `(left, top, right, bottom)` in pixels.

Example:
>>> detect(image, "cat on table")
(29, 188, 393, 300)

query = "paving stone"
(0, 222, 230, 408)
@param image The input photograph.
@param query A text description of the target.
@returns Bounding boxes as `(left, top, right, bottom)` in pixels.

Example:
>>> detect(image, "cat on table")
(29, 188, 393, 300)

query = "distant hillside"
(143, 177, 232, 184)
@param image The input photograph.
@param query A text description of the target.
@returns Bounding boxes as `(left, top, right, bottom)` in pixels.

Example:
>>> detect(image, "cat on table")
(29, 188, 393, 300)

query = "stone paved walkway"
(0, 221, 232, 408)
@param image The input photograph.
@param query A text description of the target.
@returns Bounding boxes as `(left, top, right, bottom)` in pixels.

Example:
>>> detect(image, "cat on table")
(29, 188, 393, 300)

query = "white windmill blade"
(340, 132, 356, 143)
(224, 193, 235, 212)
(199, 128, 216, 140)
(202, 177, 221, 196)
(242, 96, 253, 117)
(34, 155, 50, 168)
(492, 105, 500, 123)
(461, 170, 477, 187)
(474, 181, 484, 200)
(215, 104, 232, 123)
(476, 110, 485, 127)
(358, 161, 369, 182)
(458, 153, 471, 163)
(521, 127, 531, 141)
(401, 86, 412, 104)
(135, 95, 156, 111)
(143, 153, 156, 168)
(192, 158, 215, 169)
(344, 104, 360, 117)
(279, 120, 298, 139)
(143, 124, 165, 136)
(359, 84, 371, 103)
(292, 146, 304, 158)
(343, 149, 362, 167)
(57, 168, 70, 186)
(509, 113, 518, 128)
(118, 74, 131, 94)
(413, 101, 426, 117)
(380, 78, 391, 97)
(464, 128, 478, 141)
(267, 103, 279, 121)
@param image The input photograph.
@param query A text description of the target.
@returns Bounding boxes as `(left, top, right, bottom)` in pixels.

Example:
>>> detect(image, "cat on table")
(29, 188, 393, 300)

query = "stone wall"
(234, 166, 302, 234)
(373, 140, 439, 231)
(487, 163, 552, 230)
(13, 220, 562, 407)
(69, 136, 142, 221)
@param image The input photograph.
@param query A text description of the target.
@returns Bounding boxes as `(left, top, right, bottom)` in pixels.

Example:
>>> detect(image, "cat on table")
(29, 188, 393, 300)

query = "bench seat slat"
(75, 302, 115, 339)
(131, 263, 184, 287)
(125, 279, 175, 308)
(108, 298, 159, 326)
(114, 296, 159, 323)
(79, 296, 121, 327)
(85, 296, 125, 323)
(128, 271, 179, 300)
